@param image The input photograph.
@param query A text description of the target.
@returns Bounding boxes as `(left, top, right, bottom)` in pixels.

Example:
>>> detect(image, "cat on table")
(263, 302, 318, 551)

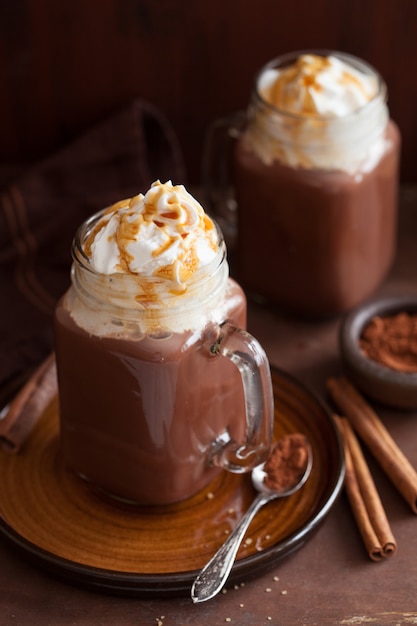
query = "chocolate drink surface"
(230, 52, 401, 318)
(54, 181, 274, 505)
(234, 120, 400, 317)
(55, 280, 246, 505)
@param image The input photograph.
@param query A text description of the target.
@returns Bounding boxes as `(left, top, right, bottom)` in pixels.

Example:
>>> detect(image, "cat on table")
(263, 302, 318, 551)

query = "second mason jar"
(208, 50, 401, 318)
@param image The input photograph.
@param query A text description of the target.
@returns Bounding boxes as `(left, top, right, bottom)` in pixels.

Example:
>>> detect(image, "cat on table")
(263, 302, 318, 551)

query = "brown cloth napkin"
(0, 99, 185, 398)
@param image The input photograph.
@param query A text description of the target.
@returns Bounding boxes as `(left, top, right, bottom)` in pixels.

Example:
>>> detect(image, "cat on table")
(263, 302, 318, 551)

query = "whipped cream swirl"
(85, 180, 219, 293)
(259, 54, 378, 117)
(246, 52, 389, 173)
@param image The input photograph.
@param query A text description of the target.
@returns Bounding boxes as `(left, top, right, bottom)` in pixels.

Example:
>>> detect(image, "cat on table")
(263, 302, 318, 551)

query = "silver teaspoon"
(191, 434, 313, 603)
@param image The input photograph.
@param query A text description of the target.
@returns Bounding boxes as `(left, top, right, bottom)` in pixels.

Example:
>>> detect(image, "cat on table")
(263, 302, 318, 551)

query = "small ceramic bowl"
(339, 295, 417, 410)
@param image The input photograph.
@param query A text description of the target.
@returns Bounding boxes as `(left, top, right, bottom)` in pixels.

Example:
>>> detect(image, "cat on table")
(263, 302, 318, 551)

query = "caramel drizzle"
(83, 185, 218, 300)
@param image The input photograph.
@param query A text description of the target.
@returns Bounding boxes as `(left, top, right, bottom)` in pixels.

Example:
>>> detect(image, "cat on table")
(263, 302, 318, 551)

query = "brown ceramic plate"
(0, 367, 344, 597)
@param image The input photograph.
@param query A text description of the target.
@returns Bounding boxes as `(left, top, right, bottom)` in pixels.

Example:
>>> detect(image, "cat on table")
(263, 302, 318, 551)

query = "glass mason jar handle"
(202, 112, 246, 249)
(208, 321, 274, 473)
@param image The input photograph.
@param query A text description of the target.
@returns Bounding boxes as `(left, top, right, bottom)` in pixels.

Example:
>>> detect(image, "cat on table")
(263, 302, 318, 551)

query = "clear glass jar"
(54, 211, 274, 505)
(206, 50, 401, 318)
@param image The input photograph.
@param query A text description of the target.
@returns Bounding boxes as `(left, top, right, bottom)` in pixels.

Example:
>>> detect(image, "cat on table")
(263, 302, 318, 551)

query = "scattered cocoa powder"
(263, 433, 309, 491)
(360, 312, 417, 373)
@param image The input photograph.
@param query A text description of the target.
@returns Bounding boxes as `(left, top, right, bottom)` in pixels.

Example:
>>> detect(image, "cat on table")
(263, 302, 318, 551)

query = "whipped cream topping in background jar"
(205, 50, 401, 318)
(54, 181, 274, 506)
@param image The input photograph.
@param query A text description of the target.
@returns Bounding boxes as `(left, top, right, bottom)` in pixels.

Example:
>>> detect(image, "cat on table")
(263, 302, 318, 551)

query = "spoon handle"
(191, 492, 270, 603)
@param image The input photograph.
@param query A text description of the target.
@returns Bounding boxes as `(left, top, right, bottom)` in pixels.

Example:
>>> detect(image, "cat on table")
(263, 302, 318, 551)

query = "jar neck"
(70, 210, 229, 335)
(244, 50, 389, 174)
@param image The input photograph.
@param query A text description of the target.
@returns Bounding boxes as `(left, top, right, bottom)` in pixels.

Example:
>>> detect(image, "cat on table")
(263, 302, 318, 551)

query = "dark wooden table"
(1, 189, 417, 625)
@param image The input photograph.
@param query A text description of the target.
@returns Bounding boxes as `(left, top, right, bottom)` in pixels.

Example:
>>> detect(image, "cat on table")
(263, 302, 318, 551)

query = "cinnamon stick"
(335, 415, 397, 561)
(327, 376, 417, 514)
(0, 352, 57, 453)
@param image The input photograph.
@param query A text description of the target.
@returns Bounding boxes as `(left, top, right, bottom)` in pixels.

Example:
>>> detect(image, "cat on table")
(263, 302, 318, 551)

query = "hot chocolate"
(54, 181, 273, 505)
(234, 119, 399, 316)
(55, 281, 247, 504)
(225, 52, 400, 317)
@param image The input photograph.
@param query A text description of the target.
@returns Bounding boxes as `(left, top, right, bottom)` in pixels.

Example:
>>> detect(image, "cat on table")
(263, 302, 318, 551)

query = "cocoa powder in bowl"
(360, 312, 417, 373)
(340, 295, 417, 410)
